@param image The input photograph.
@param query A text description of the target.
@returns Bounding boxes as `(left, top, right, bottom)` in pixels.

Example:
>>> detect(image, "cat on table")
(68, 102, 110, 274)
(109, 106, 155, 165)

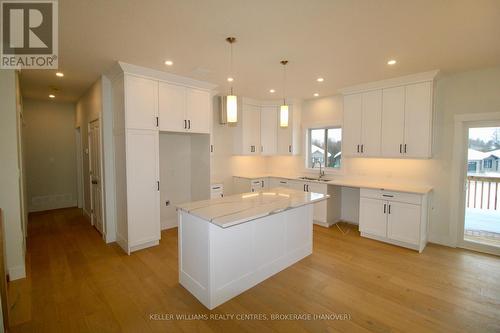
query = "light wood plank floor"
(7, 208, 500, 332)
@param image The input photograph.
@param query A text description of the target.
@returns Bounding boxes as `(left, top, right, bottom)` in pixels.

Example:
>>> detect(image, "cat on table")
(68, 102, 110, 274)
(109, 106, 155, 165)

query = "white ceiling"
(20, 0, 500, 102)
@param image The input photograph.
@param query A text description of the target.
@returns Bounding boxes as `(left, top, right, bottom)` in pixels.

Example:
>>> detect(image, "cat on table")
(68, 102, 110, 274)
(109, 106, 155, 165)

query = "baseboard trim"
(28, 200, 78, 213)
(8, 264, 26, 281)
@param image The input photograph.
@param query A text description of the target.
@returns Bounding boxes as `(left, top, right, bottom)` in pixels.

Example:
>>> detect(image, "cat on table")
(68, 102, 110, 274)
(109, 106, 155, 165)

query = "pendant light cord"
(282, 63, 286, 105)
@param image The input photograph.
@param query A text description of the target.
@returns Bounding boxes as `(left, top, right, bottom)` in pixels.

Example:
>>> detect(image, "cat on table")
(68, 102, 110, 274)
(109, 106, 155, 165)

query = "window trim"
(304, 125, 344, 174)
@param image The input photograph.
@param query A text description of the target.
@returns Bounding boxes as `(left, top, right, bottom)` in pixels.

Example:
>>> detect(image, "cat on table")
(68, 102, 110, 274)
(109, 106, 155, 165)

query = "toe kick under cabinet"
(359, 188, 429, 252)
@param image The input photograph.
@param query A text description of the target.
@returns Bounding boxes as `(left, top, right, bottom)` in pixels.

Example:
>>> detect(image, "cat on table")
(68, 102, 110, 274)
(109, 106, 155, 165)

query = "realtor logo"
(1, 0, 58, 69)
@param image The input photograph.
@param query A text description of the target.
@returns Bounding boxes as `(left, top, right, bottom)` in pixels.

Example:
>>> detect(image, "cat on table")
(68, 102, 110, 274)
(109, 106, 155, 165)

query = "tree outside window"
(308, 127, 342, 169)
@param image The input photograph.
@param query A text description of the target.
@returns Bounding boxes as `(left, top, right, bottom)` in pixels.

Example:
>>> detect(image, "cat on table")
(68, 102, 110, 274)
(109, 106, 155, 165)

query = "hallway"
(7, 209, 500, 332)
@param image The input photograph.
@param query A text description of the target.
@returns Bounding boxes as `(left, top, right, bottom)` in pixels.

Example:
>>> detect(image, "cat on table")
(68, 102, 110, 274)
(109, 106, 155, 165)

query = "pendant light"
(280, 60, 289, 128)
(226, 37, 237, 124)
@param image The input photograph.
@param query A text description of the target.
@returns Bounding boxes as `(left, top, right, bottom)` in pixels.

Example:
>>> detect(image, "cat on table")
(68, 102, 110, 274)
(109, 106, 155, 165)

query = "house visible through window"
(484, 159, 493, 168)
(468, 161, 477, 172)
(308, 127, 342, 169)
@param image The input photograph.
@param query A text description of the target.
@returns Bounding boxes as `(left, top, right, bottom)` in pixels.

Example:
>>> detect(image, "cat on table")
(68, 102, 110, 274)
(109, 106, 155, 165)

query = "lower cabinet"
(359, 188, 428, 252)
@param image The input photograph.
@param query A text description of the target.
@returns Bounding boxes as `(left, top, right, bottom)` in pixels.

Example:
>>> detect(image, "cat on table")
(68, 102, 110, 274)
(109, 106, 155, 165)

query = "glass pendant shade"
(280, 104, 289, 127)
(227, 95, 238, 123)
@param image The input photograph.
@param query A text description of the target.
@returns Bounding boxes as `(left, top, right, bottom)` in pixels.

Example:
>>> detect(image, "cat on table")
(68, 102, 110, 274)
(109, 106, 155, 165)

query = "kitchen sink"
(298, 176, 331, 182)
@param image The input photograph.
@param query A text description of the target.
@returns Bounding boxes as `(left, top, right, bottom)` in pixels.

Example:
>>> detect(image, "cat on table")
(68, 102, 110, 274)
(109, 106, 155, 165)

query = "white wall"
(0, 70, 26, 280)
(23, 99, 77, 212)
(159, 133, 210, 229)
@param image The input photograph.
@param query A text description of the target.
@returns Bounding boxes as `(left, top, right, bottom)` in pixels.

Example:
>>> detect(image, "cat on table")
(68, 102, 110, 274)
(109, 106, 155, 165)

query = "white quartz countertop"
(177, 187, 329, 228)
(233, 174, 432, 194)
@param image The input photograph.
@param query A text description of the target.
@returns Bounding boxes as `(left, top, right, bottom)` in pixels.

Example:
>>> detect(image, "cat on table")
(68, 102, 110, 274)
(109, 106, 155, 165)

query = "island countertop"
(177, 187, 329, 228)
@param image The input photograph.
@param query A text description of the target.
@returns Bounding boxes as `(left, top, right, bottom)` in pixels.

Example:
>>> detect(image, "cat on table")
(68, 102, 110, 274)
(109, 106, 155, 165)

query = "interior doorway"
(462, 125, 500, 253)
(75, 127, 84, 209)
(88, 120, 104, 235)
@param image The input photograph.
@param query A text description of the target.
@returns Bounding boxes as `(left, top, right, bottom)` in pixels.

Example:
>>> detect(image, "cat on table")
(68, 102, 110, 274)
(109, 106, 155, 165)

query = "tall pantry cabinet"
(108, 62, 216, 254)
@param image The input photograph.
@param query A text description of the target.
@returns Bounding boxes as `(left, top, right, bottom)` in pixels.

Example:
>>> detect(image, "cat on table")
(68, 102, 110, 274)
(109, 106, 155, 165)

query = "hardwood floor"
(7, 208, 500, 332)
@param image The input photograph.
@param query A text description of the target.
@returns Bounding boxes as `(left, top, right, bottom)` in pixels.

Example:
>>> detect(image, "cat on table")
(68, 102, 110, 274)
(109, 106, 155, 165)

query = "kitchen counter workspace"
(232, 174, 433, 194)
(176, 187, 328, 309)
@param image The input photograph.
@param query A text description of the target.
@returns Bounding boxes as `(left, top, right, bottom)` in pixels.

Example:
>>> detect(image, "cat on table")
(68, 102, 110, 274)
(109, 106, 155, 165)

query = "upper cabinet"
(342, 70, 437, 159)
(233, 103, 261, 155)
(343, 90, 382, 157)
(260, 106, 278, 155)
(125, 75, 159, 130)
(232, 98, 301, 156)
(158, 82, 211, 134)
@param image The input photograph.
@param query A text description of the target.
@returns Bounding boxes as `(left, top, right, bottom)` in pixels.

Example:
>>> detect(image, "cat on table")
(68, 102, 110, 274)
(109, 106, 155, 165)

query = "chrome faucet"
(313, 160, 325, 179)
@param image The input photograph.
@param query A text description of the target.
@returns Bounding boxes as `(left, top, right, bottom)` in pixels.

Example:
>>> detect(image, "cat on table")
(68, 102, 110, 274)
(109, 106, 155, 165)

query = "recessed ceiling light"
(56, 72, 64, 77)
(269, 89, 275, 93)
(164, 60, 173, 66)
(313, 93, 319, 97)
(316, 77, 324, 82)
(49, 94, 55, 98)
(227, 77, 234, 82)
(387, 59, 397, 65)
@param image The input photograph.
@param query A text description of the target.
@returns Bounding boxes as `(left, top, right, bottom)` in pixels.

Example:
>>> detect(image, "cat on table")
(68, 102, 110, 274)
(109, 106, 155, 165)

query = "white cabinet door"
(242, 104, 261, 155)
(186, 89, 211, 134)
(387, 201, 421, 245)
(277, 105, 293, 155)
(125, 75, 158, 130)
(158, 82, 186, 132)
(381, 86, 405, 157)
(288, 180, 306, 192)
(404, 82, 432, 158)
(360, 90, 382, 156)
(359, 198, 387, 238)
(342, 93, 362, 156)
(260, 106, 278, 155)
(126, 129, 160, 245)
(307, 183, 328, 223)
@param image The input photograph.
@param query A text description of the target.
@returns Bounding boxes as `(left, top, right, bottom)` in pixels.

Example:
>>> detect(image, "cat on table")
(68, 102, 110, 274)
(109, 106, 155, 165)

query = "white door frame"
(450, 112, 500, 256)
(75, 127, 84, 209)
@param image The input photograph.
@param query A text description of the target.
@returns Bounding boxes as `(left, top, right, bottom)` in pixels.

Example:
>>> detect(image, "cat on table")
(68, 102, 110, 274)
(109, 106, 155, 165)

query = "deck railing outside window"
(466, 175, 500, 210)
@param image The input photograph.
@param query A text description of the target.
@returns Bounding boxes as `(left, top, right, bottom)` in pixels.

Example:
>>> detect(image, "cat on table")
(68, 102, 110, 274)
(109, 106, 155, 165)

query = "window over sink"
(307, 127, 342, 170)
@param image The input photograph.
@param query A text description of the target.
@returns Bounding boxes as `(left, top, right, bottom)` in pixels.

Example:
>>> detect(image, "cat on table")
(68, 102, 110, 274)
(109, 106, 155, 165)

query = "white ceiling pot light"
(280, 60, 289, 128)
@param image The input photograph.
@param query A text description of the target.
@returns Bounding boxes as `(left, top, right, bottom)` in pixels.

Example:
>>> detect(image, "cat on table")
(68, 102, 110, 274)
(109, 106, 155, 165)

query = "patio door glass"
(464, 127, 500, 248)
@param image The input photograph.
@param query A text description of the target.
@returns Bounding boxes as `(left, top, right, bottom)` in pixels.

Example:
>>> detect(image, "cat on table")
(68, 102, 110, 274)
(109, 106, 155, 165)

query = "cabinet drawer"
(360, 188, 422, 205)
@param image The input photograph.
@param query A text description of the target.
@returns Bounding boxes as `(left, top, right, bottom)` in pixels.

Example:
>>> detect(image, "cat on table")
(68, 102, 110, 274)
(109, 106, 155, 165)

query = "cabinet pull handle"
(361, 144, 364, 153)
(261, 146, 263, 152)
(357, 144, 360, 153)
(303, 184, 306, 192)
(388, 204, 391, 214)
(289, 145, 292, 153)
(184, 120, 187, 129)
(404, 144, 407, 153)
(280, 181, 286, 184)
(188, 120, 191, 129)
(156, 116, 159, 127)
(261, 180, 264, 187)
(157, 181, 160, 191)
(210, 145, 214, 153)
(399, 144, 402, 154)
(382, 194, 394, 198)
(383, 203, 386, 214)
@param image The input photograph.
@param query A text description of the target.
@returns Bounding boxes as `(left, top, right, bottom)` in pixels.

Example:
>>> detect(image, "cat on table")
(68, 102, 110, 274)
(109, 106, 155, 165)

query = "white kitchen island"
(176, 187, 328, 309)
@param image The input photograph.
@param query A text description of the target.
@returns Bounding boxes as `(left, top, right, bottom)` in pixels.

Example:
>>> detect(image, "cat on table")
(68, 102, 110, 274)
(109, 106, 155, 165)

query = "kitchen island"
(176, 187, 328, 309)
